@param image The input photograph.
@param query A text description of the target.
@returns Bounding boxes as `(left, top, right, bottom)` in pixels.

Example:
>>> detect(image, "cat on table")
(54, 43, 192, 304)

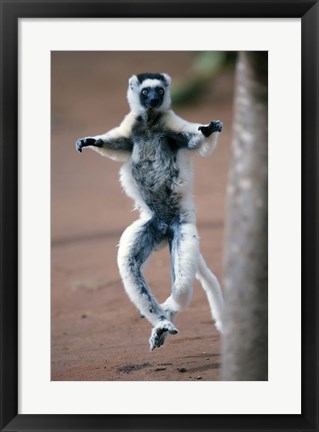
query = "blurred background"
(51, 51, 236, 381)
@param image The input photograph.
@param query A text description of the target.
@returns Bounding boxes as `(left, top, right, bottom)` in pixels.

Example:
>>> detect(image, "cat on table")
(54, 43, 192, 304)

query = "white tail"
(196, 254, 224, 333)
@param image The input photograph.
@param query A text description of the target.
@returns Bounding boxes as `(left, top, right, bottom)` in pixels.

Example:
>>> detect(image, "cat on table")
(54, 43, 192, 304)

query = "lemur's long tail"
(195, 254, 224, 333)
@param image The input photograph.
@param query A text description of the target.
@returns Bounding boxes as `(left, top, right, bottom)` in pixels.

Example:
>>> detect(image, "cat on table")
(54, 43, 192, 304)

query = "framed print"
(0, 0, 318, 431)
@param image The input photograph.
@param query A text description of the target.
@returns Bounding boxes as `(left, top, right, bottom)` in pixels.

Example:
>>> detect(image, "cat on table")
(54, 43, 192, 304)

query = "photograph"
(51, 50, 267, 381)
(1, 1, 317, 429)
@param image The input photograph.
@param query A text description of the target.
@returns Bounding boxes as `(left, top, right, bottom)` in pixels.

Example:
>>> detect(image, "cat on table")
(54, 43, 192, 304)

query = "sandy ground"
(51, 52, 235, 381)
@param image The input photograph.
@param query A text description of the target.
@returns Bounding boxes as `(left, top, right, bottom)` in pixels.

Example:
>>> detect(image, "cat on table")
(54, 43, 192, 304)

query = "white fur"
(199, 130, 220, 157)
(196, 254, 224, 332)
(167, 223, 200, 311)
(139, 78, 163, 88)
(119, 160, 153, 218)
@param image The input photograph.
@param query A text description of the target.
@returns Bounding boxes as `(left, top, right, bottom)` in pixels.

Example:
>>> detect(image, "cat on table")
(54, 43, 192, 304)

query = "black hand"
(76, 138, 103, 153)
(198, 120, 223, 137)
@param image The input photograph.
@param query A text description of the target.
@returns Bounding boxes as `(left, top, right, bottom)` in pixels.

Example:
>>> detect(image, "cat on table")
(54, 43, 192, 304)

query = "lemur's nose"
(149, 98, 159, 107)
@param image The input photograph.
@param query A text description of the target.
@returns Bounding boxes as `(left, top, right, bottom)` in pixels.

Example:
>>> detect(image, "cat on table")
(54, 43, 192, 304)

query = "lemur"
(76, 72, 224, 351)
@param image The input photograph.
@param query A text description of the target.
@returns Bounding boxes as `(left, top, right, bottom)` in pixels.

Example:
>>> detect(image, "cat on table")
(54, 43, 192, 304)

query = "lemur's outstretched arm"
(76, 113, 134, 161)
(164, 111, 223, 156)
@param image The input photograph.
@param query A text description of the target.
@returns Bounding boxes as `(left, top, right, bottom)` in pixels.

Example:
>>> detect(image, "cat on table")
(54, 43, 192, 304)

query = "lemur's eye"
(142, 89, 148, 96)
(159, 88, 164, 95)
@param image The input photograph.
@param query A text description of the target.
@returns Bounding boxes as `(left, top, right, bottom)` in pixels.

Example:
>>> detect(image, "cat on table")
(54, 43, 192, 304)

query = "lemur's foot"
(76, 137, 103, 153)
(149, 320, 178, 351)
(198, 120, 223, 137)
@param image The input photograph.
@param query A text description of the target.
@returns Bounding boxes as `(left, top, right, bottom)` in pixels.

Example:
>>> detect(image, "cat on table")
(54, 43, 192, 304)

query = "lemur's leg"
(158, 222, 200, 347)
(170, 222, 200, 311)
(195, 254, 224, 333)
(117, 217, 178, 351)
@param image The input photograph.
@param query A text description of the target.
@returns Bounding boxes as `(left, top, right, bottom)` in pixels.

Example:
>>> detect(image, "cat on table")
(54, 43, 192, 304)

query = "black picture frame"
(1, 1, 318, 431)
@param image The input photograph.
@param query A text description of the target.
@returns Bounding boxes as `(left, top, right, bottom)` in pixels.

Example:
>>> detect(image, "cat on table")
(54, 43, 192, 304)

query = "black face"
(140, 86, 165, 109)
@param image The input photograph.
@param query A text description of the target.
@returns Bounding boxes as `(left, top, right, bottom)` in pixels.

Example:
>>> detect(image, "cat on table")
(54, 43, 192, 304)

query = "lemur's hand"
(76, 137, 103, 153)
(198, 120, 223, 137)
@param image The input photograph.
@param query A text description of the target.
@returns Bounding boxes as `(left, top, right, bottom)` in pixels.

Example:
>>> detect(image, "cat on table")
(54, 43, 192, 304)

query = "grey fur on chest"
(130, 113, 183, 221)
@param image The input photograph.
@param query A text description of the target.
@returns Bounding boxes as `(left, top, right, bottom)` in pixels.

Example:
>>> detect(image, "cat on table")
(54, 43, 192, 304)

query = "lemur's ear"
(128, 75, 139, 90)
(162, 73, 172, 87)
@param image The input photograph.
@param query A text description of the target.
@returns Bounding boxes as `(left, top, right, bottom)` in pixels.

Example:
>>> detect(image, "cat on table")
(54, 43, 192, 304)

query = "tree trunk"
(221, 52, 268, 381)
